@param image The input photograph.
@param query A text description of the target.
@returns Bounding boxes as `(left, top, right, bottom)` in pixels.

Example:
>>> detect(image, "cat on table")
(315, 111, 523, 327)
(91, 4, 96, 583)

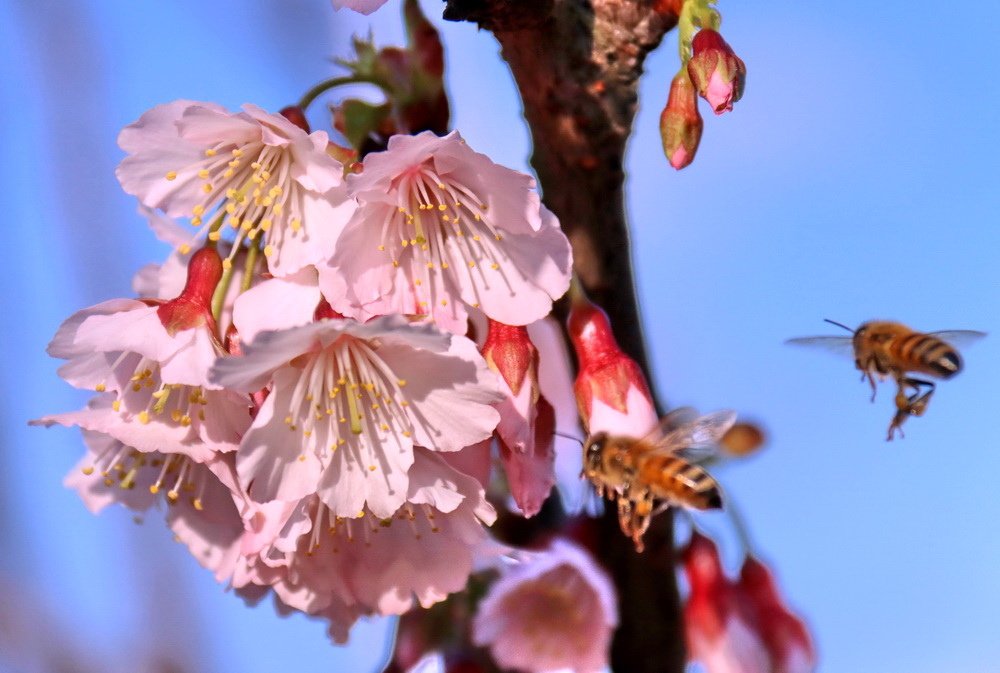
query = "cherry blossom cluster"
(36, 98, 577, 642)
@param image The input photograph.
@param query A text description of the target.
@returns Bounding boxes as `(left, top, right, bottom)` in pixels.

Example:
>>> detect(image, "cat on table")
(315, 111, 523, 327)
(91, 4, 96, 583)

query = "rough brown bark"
(444, 2, 685, 672)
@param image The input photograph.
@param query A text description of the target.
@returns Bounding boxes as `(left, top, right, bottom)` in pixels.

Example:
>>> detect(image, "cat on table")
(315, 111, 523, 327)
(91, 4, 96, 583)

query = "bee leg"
(865, 368, 879, 402)
(888, 378, 935, 440)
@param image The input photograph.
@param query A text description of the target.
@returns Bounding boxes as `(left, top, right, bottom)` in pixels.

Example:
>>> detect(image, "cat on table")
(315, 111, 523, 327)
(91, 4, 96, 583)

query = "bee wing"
(927, 330, 987, 348)
(648, 410, 738, 462)
(784, 335, 855, 358)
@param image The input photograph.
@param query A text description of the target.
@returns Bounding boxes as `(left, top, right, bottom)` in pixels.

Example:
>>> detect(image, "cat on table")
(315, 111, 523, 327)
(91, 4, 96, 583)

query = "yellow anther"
(272, 203, 283, 215)
(438, 204, 447, 211)
(112, 400, 121, 412)
(398, 206, 407, 213)
(264, 245, 275, 257)
(197, 169, 210, 179)
(179, 244, 191, 254)
(165, 171, 178, 181)
(259, 219, 272, 232)
(149, 484, 160, 494)
(298, 454, 306, 462)
(368, 465, 377, 472)
(208, 231, 221, 241)
(269, 186, 282, 197)
(193, 498, 204, 511)
(377, 245, 385, 251)
(491, 263, 500, 270)
(171, 409, 182, 422)
(441, 300, 448, 306)
(202, 183, 213, 193)
(392, 260, 400, 267)
(167, 490, 180, 502)
(82, 466, 95, 476)
(223, 169, 234, 178)
(226, 188, 238, 199)
(290, 218, 302, 232)
(181, 415, 192, 426)
(473, 235, 481, 241)
(402, 430, 412, 437)
(441, 262, 449, 269)
(284, 416, 293, 424)
(222, 258, 233, 270)
(397, 379, 407, 387)
(468, 261, 476, 268)
(426, 263, 434, 269)
(232, 148, 243, 157)
(192, 205, 205, 216)
(205, 148, 217, 156)
(95, 383, 106, 392)
(137, 411, 150, 424)
(191, 216, 202, 226)
(251, 162, 262, 170)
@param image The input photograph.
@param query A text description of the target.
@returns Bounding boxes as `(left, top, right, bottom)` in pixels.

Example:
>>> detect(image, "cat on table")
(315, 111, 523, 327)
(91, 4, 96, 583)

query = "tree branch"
(445, 2, 684, 671)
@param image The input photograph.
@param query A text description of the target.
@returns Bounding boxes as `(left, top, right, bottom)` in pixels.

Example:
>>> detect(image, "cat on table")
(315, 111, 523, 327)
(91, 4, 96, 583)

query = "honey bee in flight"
(787, 320, 985, 440)
(583, 409, 733, 552)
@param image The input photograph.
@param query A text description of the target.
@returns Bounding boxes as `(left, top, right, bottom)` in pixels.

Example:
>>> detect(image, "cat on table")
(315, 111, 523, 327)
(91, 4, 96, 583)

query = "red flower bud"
(567, 294, 654, 433)
(738, 556, 817, 673)
(482, 320, 536, 396)
(279, 105, 310, 132)
(660, 69, 703, 170)
(156, 246, 221, 335)
(687, 29, 747, 115)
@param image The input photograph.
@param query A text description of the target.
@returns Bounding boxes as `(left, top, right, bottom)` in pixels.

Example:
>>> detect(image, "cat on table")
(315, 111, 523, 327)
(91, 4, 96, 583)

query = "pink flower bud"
(567, 295, 655, 434)
(482, 320, 555, 517)
(687, 29, 747, 115)
(682, 532, 772, 673)
(738, 556, 817, 673)
(660, 70, 703, 170)
(156, 245, 221, 335)
(483, 320, 536, 396)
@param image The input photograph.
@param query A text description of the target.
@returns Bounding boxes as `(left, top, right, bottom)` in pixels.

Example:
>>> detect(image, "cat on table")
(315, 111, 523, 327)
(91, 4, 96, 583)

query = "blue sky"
(2, 1, 998, 672)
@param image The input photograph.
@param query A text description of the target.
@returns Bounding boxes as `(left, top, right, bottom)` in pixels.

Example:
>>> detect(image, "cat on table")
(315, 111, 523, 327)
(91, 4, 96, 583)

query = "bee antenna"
(554, 431, 585, 446)
(823, 318, 855, 334)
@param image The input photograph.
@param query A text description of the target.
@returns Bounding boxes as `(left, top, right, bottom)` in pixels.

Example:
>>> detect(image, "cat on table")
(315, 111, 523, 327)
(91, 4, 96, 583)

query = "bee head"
(583, 432, 608, 476)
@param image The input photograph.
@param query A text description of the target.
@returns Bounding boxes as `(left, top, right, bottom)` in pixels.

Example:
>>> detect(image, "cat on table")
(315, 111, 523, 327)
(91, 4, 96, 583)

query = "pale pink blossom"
(65, 430, 246, 582)
(239, 447, 495, 632)
(332, 0, 391, 14)
(230, 268, 323, 344)
(209, 315, 501, 517)
(40, 299, 249, 457)
(472, 539, 617, 673)
(117, 100, 354, 275)
(529, 317, 589, 513)
(320, 131, 572, 334)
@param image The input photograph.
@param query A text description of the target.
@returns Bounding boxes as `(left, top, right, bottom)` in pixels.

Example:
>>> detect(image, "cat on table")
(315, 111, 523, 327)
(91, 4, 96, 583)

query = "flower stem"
(298, 75, 386, 111)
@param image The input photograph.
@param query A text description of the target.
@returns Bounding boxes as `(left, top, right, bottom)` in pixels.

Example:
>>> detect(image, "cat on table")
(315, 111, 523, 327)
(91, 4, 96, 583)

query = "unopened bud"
(482, 320, 537, 396)
(567, 292, 654, 433)
(279, 105, 310, 132)
(156, 246, 221, 334)
(660, 69, 703, 170)
(687, 29, 746, 115)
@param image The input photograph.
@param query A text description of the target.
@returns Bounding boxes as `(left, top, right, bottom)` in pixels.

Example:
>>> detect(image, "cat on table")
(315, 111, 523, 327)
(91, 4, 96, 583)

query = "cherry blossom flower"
(237, 447, 494, 638)
(683, 532, 771, 673)
(38, 249, 250, 457)
(528, 317, 589, 513)
(320, 131, 572, 334)
(472, 539, 617, 673)
(332, 0, 391, 15)
(65, 430, 246, 582)
(117, 100, 354, 275)
(209, 315, 502, 517)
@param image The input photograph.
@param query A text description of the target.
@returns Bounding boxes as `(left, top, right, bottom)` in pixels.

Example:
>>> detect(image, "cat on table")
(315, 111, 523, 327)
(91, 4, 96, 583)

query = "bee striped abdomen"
(894, 333, 962, 379)
(638, 455, 723, 510)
